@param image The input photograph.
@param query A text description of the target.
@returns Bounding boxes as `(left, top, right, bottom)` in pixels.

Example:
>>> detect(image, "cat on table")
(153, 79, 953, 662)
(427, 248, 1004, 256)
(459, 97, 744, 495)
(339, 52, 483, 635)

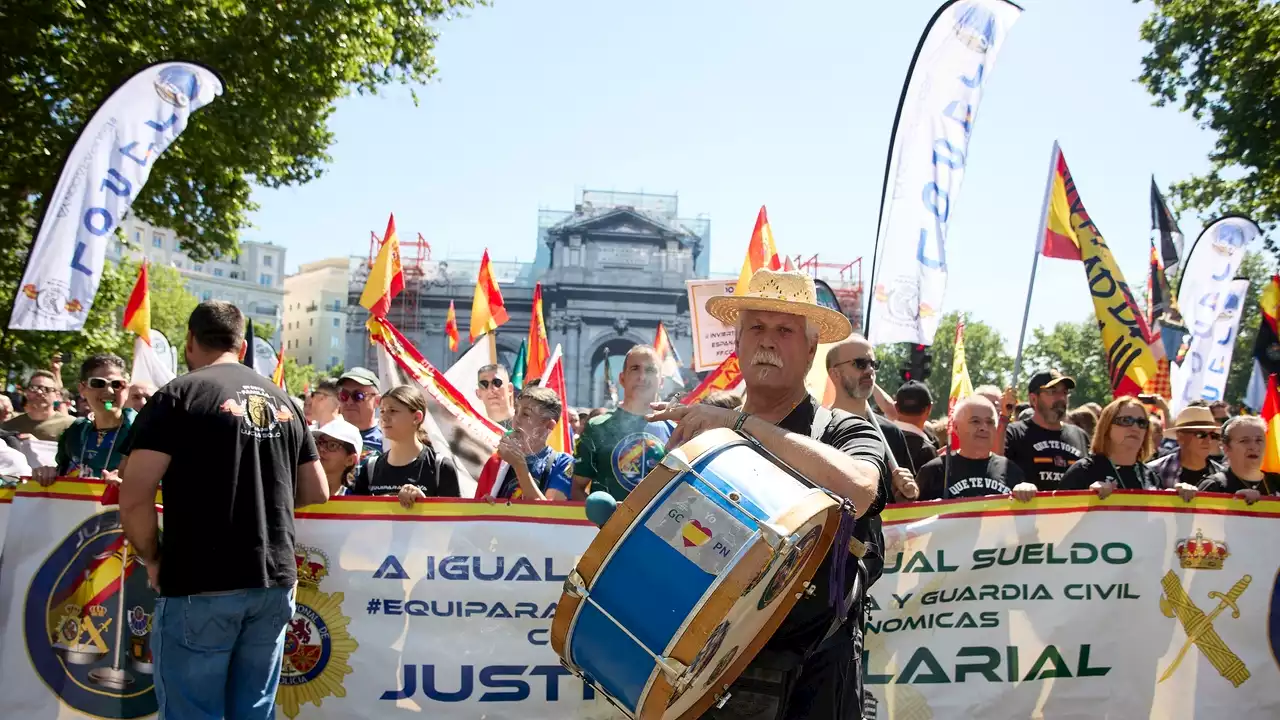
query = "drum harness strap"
(806, 406, 868, 654)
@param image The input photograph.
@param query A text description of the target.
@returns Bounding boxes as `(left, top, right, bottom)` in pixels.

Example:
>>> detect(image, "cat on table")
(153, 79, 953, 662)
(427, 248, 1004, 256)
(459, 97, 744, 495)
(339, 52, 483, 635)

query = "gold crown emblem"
(1175, 530, 1229, 570)
(87, 604, 108, 618)
(295, 545, 330, 589)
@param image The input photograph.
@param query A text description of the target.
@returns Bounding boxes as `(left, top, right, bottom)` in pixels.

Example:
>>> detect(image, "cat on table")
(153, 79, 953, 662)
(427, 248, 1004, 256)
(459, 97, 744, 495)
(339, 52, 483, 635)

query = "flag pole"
(487, 332, 497, 365)
(1012, 142, 1060, 391)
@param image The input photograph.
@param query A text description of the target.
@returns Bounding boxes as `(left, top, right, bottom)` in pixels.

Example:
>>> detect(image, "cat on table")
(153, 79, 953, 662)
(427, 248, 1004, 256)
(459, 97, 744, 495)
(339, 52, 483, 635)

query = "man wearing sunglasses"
(2, 369, 75, 442)
(1002, 370, 1090, 490)
(338, 367, 384, 458)
(1147, 405, 1222, 499)
(826, 335, 918, 501)
(32, 354, 135, 485)
(476, 364, 515, 430)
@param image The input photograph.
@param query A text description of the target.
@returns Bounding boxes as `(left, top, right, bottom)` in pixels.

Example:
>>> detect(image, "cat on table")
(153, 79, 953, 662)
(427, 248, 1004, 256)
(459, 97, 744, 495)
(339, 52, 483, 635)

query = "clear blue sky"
(246, 0, 1220, 351)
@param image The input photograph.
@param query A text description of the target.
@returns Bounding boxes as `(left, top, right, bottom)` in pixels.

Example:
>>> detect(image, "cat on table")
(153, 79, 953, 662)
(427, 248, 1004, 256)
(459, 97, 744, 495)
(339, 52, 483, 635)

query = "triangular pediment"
(548, 206, 694, 240)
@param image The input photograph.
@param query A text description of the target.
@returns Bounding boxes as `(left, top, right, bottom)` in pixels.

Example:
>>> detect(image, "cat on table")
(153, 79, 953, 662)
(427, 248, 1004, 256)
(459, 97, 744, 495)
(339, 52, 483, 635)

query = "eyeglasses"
(26, 385, 58, 395)
(338, 389, 374, 403)
(1112, 416, 1149, 429)
(832, 358, 880, 371)
(1185, 430, 1222, 441)
(316, 438, 351, 453)
(478, 378, 505, 390)
(87, 377, 128, 391)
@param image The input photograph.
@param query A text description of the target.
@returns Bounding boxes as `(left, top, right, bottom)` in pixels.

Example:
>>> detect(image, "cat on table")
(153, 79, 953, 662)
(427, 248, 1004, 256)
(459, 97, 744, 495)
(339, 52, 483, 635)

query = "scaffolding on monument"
(790, 254, 864, 334)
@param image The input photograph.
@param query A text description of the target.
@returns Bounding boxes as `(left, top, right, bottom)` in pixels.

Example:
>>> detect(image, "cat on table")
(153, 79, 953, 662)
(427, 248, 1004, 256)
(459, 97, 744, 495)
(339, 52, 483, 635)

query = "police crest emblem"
(277, 545, 358, 718)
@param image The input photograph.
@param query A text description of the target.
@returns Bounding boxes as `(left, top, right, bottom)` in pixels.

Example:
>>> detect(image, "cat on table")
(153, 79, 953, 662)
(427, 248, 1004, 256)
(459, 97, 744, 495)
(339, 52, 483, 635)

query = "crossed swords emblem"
(1158, 571, 1251, 687)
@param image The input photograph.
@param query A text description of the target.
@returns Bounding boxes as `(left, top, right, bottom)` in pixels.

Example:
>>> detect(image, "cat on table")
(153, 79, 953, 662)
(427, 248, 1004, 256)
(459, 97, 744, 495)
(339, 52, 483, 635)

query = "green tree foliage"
(1136, 0, 1280, 252)
(1021, 319, 1112, 409)
(872, 311, 1013, 417)
(1, 0, 474, 372)
(276, 355, 320, 397)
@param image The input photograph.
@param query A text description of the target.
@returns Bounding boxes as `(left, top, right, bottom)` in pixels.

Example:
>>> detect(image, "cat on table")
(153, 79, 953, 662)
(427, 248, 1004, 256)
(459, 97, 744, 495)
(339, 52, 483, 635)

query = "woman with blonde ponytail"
(348, 385, 460, 506)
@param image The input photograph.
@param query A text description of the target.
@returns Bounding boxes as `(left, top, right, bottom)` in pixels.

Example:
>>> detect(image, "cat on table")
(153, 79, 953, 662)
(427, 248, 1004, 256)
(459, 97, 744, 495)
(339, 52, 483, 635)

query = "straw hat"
(1164, 406, 1221, 439)
(706, 269, 852, 343)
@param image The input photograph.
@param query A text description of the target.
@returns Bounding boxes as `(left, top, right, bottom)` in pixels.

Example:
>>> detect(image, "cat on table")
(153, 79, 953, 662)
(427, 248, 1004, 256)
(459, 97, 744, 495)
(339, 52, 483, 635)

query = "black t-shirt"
(1003, 419, 1090, 491)
(871, 414, 911, 471)
(766, 397, 887, 656)
(1061, 454, 1159, 491)
(898, 424, 940, 474)
(916, 453, 1022, 500)
(1197, 470, 1280, 496)
(129, 362, 317, 597)
(350, 445, 461, 498)
(1179, 464, 1217, 488)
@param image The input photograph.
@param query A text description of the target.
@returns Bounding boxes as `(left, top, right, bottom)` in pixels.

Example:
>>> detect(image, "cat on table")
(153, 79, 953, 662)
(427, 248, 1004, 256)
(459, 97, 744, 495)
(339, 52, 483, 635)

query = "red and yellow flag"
(542, 346, 574, 454)
(735, 206, 782, 295)
(1038, 143, 1157, 397)
(948, 320, 974, 447)
(680, 353, 743, 405)
(1262, 373, 1280, 474)
(360, 214, 405, 318)
(271, 348, 286, 390)
(527, 283, 550, 381)
(445, 300, 460, 353)
(122, 261, 151, 344)
(470, 250, 509, 342)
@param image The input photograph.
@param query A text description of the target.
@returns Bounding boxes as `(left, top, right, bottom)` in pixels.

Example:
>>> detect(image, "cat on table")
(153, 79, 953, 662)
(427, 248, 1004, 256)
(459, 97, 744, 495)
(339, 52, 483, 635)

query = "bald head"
(826, 334, 876, 402)
(826, 334, 872, 371)
(953, 396, 998, 458)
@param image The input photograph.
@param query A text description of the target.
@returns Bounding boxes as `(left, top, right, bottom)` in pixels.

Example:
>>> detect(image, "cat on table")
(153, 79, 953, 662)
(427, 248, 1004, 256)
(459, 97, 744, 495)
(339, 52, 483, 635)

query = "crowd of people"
(0, 265, 1273, 720)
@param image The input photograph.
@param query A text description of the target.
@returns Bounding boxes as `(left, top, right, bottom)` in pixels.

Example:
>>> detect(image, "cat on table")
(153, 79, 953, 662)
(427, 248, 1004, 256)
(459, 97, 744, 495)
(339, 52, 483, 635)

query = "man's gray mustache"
(751, 351, 784, 368)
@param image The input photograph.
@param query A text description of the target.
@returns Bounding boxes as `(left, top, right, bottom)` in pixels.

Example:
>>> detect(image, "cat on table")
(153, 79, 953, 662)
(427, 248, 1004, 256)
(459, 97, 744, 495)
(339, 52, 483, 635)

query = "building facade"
(109, 218, 287, 340)
(282, 257, 354, 372)
(345, 190, 711, 407)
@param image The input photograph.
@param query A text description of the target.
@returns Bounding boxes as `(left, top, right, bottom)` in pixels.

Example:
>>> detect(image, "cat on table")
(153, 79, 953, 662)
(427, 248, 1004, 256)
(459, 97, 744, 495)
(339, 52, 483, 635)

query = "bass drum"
(551, 428, 842, 719)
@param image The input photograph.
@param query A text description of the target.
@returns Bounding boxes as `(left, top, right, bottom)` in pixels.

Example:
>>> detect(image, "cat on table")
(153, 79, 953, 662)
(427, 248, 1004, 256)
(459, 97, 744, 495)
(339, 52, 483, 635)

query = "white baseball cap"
(314, 418, 363, 457)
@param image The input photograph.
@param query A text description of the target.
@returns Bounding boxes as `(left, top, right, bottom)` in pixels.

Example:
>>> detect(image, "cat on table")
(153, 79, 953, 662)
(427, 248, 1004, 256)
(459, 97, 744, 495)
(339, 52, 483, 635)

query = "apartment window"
(308, 356, 312, 365)
(308, 337, 312, 347)
(332, 318, 340, 328)
(330, 357, 339, 368)
(152, 233, 163, 248)
(330, 336, 340, 348)
(214, 268, 224, 277)
(264, 255, 274, 268)
(230, 271, 241, 280)
(194, 264, 203, 273)
(309, 318, 313, 327)
(259, 273, 272, 286)
(201, 290, 213, 301)
(134, 230, 142, 243)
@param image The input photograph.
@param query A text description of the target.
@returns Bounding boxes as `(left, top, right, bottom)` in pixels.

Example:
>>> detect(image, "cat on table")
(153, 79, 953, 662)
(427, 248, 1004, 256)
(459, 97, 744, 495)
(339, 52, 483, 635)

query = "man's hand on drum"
(891, 467, 919, 500)
(647, 404, 739, 451)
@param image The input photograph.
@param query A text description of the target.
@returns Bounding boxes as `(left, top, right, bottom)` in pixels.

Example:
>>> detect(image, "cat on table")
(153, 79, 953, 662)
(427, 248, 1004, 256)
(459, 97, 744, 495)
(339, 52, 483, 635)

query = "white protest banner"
(0, 481, 612, 719)
(1171, 215, 1262, 414)
(686, 278, 738, 371)
(867, 0, 1021, 345)
(10, 62, 222, 331)
(866, 493, 1280, 719)
(0, 481, 144, 719)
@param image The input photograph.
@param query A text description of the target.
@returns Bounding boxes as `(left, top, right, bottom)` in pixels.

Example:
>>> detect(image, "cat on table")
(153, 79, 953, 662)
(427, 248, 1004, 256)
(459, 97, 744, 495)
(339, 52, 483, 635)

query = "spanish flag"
(1038, 142, 1157, 397)
(653, 321, 685, 388)
(445, 300, 460, 352)
(540, 346, 575, 454)
(1262, 373, 1280, 474)
(735, 206, 782, 295)
(359, 214, 404, 318)
(122, 261, 151, 344)
(527, 282, 550, 381)
(948, 319, 974, 447)
(271, 348, 287, 390)
(470, 250, 509, 342)
(680, 353, 744, 405)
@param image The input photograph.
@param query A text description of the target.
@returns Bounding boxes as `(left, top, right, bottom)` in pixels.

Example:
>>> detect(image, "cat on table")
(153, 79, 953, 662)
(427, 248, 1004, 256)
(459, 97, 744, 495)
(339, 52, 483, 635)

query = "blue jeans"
(152, 586, 296, 720)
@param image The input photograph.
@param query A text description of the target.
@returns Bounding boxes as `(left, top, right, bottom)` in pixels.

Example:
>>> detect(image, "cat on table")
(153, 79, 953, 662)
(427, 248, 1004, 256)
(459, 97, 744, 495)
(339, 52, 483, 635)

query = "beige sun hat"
(1164, 406, 1221, 439)
(706, 269, 853, 343)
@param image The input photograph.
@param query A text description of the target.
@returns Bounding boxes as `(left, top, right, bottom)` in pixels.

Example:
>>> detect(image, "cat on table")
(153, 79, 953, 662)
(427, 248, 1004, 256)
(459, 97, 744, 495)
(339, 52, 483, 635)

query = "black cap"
(1028, 370, 1076, 395)
(895, 380, 934, 414)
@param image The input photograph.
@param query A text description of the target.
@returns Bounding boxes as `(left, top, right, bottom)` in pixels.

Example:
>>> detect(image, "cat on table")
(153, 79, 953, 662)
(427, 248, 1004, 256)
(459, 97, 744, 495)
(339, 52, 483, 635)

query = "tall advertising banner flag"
(9, 62, 223, 331)
(1170, 215, 1261, 414)
(1172, 279, 1248, 409)
(866, 0, 1021, 345)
